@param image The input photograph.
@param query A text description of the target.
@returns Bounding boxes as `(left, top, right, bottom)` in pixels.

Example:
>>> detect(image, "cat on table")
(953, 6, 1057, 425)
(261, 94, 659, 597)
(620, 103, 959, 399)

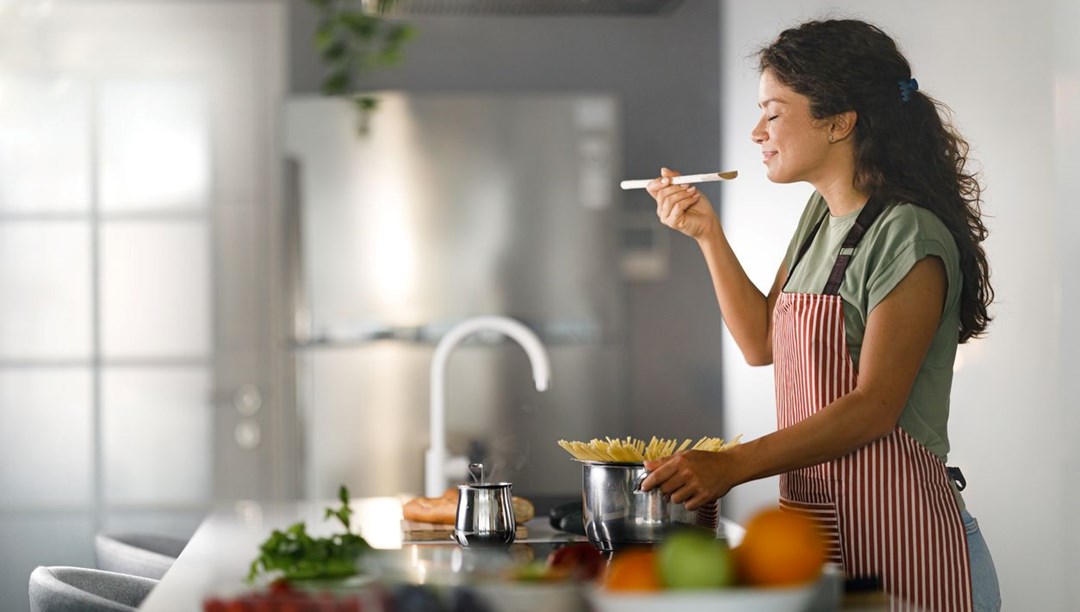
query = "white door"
(0, 1, 290, 607)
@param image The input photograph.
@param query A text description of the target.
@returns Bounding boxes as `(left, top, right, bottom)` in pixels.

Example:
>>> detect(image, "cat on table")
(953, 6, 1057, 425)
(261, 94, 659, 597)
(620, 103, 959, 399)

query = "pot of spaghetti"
(558, 436, 739, 552)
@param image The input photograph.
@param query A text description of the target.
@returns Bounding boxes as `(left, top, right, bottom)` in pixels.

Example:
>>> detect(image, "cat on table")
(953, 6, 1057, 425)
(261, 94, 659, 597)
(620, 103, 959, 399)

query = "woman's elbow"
(866, 418, 898, 443)
(743, 347, 773, 367)
(861, 396, 905, 441)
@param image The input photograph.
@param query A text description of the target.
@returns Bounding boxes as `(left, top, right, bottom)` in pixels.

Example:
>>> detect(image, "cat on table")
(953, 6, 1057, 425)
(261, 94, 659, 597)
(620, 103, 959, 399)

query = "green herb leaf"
(247, 486, 371, 583)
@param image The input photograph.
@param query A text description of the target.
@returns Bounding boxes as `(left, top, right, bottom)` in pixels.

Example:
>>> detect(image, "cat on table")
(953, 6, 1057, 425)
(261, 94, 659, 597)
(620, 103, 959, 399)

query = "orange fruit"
(734, 507, 826, 587)
(602, 548, 662, 591)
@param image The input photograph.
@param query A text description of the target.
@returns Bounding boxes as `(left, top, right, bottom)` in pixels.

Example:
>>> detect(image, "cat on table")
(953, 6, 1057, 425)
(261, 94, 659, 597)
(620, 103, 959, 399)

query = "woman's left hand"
(640, 450, 736, 511)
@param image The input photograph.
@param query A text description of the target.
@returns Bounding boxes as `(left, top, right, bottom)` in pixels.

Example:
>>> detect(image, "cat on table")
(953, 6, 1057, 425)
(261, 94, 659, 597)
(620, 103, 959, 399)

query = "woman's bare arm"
(649, 168, 787, 365)
(641, 256, 948, 510)
(697, 228, 788, 365)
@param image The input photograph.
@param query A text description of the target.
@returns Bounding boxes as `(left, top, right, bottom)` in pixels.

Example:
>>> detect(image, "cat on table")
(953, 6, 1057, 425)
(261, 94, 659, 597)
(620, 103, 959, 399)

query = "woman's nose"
(750, 116, 766, 144)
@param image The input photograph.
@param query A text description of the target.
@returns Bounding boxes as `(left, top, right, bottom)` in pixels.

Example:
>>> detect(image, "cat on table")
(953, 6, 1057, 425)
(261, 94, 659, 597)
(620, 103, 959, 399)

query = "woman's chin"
(764, 166, 807, 185)
(765, 169, 792, 184)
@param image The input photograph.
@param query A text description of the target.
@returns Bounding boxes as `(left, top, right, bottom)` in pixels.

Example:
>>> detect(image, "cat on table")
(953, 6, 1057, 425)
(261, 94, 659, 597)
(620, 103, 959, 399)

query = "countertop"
(138, 496, 748, 611)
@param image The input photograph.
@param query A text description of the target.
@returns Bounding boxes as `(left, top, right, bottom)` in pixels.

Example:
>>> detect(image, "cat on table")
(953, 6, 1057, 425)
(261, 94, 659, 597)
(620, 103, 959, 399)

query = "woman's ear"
(829, 110, 858, 142)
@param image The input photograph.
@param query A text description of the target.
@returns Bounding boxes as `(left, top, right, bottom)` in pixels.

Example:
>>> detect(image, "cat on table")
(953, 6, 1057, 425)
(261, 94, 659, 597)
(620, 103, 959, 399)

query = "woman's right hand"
(646, 167, 721, 241)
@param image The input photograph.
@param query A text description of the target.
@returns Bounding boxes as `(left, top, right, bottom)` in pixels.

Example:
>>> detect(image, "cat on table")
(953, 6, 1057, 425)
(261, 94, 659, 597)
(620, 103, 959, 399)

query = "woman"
(639, 19, 1000, 611)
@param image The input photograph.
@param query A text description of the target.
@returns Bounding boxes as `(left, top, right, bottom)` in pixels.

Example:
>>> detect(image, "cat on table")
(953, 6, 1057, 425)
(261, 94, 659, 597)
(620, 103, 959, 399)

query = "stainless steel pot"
(579, 460, 714, 552)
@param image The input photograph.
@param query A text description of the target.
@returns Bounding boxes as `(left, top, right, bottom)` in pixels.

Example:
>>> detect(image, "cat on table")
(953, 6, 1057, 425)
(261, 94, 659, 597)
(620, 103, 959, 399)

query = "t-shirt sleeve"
(865, 207, 961, 315)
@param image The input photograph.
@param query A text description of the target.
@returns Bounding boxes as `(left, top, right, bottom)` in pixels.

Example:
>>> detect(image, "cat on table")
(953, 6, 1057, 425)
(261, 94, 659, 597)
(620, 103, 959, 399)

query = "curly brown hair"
(759, 19, 993, 342)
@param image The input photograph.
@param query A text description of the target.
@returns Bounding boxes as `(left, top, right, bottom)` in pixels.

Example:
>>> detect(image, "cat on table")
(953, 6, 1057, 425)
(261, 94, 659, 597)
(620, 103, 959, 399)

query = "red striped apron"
(773, 198, 973, 611)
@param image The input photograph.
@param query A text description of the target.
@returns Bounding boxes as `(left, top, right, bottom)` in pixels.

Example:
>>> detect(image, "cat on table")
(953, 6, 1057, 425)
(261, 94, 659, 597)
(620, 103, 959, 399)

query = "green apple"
(658, 527, 735, 589)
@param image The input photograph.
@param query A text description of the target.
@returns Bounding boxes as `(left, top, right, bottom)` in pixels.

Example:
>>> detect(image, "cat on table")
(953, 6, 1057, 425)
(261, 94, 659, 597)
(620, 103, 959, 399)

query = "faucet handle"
(468, 462, 485, 484)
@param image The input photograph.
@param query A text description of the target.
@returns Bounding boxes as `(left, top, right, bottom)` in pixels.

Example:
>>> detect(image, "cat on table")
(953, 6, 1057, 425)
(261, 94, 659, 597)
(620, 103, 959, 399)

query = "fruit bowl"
(587, 579, 827, 612)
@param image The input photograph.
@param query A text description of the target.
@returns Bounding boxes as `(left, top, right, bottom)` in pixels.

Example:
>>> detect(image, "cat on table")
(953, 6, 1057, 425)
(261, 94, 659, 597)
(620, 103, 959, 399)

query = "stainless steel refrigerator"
(284, 92, 626, 500)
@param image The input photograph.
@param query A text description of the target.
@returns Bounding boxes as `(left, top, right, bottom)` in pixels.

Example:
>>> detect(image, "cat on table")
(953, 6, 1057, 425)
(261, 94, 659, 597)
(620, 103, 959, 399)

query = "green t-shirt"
(782, 192, 962, 461)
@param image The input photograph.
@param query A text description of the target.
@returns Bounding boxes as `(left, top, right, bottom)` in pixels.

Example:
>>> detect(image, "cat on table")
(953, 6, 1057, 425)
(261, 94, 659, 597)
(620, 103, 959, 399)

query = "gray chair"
(28, 566, 157, 612)
(94, 532, 187, 581)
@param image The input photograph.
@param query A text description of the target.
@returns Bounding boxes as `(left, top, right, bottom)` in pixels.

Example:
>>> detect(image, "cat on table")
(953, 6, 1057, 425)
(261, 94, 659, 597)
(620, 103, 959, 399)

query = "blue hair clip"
(898, 78, 919, 102)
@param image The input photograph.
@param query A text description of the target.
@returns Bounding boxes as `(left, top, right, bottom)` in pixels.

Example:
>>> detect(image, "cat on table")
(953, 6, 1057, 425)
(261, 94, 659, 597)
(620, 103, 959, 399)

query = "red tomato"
(546, 542, 605, 581)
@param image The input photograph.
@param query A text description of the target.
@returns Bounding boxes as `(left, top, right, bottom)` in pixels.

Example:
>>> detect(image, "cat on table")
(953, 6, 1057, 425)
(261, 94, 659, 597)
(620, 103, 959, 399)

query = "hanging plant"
(307, 0, 416, 134)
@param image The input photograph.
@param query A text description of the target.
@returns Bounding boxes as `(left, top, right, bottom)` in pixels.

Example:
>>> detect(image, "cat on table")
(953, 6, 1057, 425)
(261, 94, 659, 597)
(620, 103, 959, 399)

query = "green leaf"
(320, 39, 349, 62)
(331, 485, 354, 531)
(247, 490, 371, 584)
(321, 68, 352, 95)
(342, 12, 378, 38)
(313, 21, 336, 52)
(375, 48, 402, 66)
(309, 0, 412, 136)
(386, 24, 415, 43)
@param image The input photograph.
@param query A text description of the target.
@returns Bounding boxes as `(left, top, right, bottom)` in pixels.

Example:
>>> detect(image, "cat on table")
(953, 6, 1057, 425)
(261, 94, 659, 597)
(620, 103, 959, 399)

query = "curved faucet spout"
(425, 316, 551, 497)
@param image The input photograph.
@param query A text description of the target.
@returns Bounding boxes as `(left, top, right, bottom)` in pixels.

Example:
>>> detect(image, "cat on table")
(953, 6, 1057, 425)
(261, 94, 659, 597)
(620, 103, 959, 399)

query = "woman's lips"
(762, 151, 777, 163)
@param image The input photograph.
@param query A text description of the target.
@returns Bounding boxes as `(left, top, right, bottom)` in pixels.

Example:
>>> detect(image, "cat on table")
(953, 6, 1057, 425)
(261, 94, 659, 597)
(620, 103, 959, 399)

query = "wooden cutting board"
(401, 519, 528, 542)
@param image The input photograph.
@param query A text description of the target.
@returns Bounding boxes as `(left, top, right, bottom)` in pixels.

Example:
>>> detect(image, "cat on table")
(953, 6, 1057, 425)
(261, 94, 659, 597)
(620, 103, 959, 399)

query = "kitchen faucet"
(425, 316, 551, 497)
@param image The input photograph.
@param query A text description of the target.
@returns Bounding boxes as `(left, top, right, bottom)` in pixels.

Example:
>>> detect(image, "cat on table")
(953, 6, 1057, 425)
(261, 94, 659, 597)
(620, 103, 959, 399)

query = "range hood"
(366, 0, 685, 16)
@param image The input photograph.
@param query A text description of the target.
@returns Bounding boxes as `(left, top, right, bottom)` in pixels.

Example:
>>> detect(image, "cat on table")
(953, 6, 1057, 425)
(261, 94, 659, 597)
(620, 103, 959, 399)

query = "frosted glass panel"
(0, 369, 93, 505)
(101, 221, 210, 358)
(103, 367, 211, 505)
(0, 76, 90, 212)
(0, 223, 92, 359)
(99, 80, 210, 211)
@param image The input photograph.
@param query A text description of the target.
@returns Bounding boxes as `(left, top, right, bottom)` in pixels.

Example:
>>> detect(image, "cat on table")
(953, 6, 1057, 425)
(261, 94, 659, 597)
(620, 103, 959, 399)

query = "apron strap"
(790, 212, 828, 276)
(947, 466, 968, 491)
(786, 195, 890, 295)
(823, 195, 888, 295)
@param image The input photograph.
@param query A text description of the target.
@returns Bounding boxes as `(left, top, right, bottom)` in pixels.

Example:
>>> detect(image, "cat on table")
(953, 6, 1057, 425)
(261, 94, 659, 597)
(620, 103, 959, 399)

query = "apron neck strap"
(789, 195, 889, 296)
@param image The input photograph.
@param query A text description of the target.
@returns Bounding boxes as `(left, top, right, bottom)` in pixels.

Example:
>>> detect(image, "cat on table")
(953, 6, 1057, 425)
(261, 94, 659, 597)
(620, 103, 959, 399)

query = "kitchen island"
(138, 496, 747, 611)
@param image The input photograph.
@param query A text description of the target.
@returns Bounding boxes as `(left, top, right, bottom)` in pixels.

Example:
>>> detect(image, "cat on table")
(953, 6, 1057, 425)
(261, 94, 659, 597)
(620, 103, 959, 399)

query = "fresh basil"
(247, 485, 371, 583)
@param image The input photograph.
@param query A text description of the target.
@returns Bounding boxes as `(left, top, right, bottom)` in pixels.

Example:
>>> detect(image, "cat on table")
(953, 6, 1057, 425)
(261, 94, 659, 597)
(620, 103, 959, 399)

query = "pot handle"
(632, 470, 649, 492)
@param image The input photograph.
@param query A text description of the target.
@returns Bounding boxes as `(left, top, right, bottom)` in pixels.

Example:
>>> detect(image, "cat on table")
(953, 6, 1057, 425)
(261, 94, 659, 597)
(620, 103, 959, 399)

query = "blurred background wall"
(288, 0, 728, 454)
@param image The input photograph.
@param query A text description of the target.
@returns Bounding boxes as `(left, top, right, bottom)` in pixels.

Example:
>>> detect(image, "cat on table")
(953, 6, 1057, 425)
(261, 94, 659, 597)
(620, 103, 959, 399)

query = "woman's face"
(751, 69, 832, 185)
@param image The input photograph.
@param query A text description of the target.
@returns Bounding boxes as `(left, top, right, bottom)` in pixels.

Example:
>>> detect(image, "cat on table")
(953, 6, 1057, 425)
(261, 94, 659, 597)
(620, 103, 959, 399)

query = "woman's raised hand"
(646, 167, 721, 241)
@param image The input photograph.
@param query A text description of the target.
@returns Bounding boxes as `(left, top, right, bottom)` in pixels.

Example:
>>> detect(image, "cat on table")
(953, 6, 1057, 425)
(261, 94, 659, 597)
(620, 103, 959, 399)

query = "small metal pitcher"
(452, 482, 516, 547)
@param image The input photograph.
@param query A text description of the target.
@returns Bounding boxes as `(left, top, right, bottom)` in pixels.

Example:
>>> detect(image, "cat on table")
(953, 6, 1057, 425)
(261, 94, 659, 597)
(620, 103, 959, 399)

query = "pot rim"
(573, 459, 645, 467)
(457, 482, 513, 489)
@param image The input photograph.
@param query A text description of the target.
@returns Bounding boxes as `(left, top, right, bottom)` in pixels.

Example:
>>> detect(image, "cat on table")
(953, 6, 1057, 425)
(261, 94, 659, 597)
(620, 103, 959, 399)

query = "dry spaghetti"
(557, 435, 742, 463)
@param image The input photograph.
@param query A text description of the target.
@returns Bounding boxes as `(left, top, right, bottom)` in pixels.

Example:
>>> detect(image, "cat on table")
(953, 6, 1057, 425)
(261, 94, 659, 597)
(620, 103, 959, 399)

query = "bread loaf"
(511, 496, 535, 523)
(402, 488, 534, 525)
(401, 488, 456, 524)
